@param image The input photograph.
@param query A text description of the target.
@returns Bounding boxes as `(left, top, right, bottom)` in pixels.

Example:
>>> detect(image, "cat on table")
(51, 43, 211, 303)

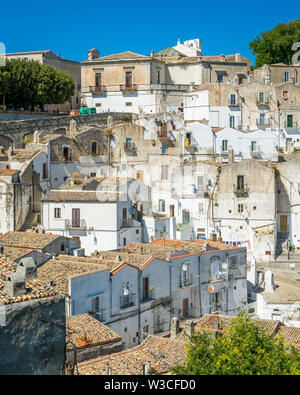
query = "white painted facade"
(41, 194, 142, 255)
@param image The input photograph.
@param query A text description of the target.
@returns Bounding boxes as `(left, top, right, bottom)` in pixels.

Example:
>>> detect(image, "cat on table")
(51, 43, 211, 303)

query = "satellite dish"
(182, 263, 188, 271)
(123, 287, 129, 296)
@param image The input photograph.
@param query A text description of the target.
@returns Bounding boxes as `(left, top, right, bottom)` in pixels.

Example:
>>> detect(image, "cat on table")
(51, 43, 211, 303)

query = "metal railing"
(120, 294, 135, 309)
(284, 121, 298, 129)
(233, 184, 249, 197)
(120, 84, 137, 93)
(65, 219, 87, 230)
(88, 85, 107, 94)
(120, 218, 133, 228)
(124, 142, 137, 154)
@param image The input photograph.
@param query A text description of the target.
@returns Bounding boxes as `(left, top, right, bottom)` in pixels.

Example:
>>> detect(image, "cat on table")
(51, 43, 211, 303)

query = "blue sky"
(1, 0, 299, 65)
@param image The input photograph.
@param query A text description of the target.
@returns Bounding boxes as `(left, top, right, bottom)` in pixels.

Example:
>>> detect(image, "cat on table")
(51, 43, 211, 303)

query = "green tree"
(172, 311, 300, 375)
(249, 19, 300, 69)
(0, 59, 75, 110)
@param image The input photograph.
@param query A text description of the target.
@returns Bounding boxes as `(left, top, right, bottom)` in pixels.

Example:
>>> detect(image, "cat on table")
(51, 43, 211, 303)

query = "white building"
(41, 189, 142, 255)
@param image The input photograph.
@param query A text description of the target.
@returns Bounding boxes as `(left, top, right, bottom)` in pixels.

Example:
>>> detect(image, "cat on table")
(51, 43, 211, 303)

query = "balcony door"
(125, 71, 132, 88)
(72, 208, 80, 228)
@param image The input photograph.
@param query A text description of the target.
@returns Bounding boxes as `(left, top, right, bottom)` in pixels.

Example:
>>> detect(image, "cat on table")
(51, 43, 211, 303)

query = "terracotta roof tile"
(0, 231, 60, 249)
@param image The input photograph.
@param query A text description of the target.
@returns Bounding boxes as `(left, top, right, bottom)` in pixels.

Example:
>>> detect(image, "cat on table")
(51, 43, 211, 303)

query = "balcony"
(228, 97, 241, 107)
(284, 121, 298, 129)
(233, 184, 249, 197)
(124, 142, 137, 155)
(256, 97, 270, 106)
(120, 84, 137, 94)
(89, 85, 107, 94)
(120, 218, 134, 228)
(65, 219, 87, 230)
(256, 119, 271, 128)
(120, 294, 135, 309)
(185, 137, 198, 154)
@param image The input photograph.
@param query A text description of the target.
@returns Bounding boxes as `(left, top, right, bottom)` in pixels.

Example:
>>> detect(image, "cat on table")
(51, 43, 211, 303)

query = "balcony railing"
(124, 142, 137, 155)
(65, 219, 87, 230)
(256, 119, 271, 128)
(89, 85, 107, 94)
(120, 218, 133, 228)
(284, 121, 298, 129)
(233, 184, 249, 197)
(120, 84, 137, 93)
(228, 97, 241, 107)
(120, 294, 135, 309)
(256, 97, 270, 106)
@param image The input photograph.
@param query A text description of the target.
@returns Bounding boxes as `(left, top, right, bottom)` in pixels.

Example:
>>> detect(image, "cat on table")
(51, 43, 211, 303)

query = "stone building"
(5, 50, 81, 113)
(0, 255, 66, 374)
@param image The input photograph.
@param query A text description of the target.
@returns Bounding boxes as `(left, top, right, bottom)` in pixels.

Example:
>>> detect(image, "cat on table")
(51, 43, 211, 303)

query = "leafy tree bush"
(249, 19, 300, 69)
(172, 311, 300, 375)
(0, 59, 75, 110)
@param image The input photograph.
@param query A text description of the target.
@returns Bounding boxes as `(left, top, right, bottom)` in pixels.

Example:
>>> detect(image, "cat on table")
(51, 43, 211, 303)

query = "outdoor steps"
(21, 212, 38, 231)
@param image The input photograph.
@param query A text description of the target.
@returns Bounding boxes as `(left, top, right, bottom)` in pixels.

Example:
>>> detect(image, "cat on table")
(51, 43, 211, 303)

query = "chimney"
(185, 320, 195, 337)
(235, 53, 241, 62)
(170, 316, 180, 338)
(150, 51, 154, 57)
(16, 257, 37, 280)
(106, 365, 112, 375)
(264, 270, 275, 293)
(88, 48, 100, 61)
(143, 362, 154, 375)
(3, 272, 26, 297)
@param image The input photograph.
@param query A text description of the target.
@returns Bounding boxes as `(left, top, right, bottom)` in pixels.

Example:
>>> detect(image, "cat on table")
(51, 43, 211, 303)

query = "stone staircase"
(21, 212, 39, 231)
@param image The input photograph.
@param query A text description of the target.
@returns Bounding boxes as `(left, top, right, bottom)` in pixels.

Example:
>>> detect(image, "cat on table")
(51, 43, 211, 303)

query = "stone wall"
(0, 113, 133, 148)
(0, 295, 66, 375)
(67, 340, 124, 363)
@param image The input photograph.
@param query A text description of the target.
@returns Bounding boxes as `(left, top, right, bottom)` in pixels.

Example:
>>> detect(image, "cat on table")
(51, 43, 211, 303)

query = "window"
(95, 103, 102, 107)
(284, 71, 290, 82)
(182, 209, 190, 223)
(161, 143, 167, 155)
(180, 261, 190, 287)
(91, 141, 97, 155)
(259, 113, 265, 125)
(125, 137, 132, 150)
(198, 202, 204, 213)
(211, 257, 220, 281)
(197, 176, 204, 193)
(125, 71, 132, 87)
(91, 296, 100, 313)
(60, 244, 65, 252)
(258, 91, 264, 104)
(125, 102, 132, 106)
(283, 91, 289, 100)
(142, 277, 149, 301)
(230, 94, 236, 105)
(253, 206, 256, 211)
(159, 199, 165, 212)
(123, 237, 126, 246)
(63, 146, 71, 161)
(185, 133, 191, 147)
(54, 208, 61, 218)
(238, 203, 244, 213)
(90, 172, 96, 177)
(287, 114, 293, 128)
(230, 256, 237, 268)
(229, 116, 235, 128)
(251, 141, 257, 152)
(237, 175, 244, 190)
(222, 140, 228, 151)
(217, 74, 223, 83)
(157, 70, 160, 84)
(42, 163, 48, 179)
(95, 72, 101, 87)
(161, 165, 168, 180)
(211, 292, 221, 312)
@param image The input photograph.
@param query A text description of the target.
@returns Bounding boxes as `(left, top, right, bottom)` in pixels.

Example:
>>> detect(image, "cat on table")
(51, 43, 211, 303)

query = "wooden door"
(72, 208, 80, 228)
(183, 298, 189, 318)
(280, 215, 288, 233)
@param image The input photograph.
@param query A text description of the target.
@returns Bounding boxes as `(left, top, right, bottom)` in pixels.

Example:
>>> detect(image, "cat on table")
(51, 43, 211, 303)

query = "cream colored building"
(5, 50, 81, 113)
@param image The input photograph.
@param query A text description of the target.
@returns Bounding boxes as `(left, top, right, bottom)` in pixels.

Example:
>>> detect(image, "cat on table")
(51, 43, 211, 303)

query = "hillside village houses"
(1, 38, 300, 371)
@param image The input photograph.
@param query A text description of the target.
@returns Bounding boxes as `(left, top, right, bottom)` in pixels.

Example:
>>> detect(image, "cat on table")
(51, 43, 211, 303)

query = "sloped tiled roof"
(77, 335, 186, 375)
(41, 190, 123, 202)
(189, 314, 281, 335)
(276, 326, 300, 346)
(0, 231, 60, 249)
(37, 256, 109, 295)
(1, 246, 33, 261)
(95, 51, 148, 61)
(66, 314, 122, 350)
(0, 254, 59, 305)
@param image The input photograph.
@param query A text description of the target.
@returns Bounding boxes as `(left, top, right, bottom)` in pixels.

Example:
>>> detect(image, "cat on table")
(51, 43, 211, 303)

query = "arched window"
(180, 260, 190, 287)
(211, 256, 220, 280)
